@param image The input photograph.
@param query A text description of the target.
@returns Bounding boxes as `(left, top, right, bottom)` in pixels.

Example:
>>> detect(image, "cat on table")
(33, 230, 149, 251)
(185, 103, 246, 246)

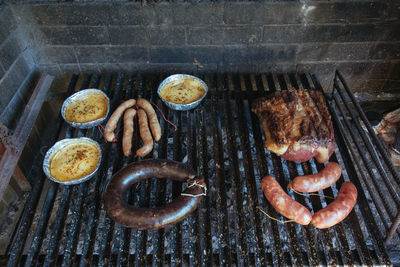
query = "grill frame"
(1, 71, 396, 266)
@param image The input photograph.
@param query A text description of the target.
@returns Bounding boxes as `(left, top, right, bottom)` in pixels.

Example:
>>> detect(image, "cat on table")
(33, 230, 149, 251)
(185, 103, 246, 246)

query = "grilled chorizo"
(288, 162, 342, 193)
(261, 175, 312, 225)
(103, 159, 206, 229)
(104, 99, 136, 142)
(136, 109, 154, 157)
(122, 108, 136, 157)
(137, 98, 162, 141)
(312, 182, 357, 229)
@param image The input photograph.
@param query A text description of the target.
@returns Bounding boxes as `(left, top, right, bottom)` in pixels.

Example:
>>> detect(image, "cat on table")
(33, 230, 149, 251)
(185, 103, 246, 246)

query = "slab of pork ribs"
(252, 88, 335, 163)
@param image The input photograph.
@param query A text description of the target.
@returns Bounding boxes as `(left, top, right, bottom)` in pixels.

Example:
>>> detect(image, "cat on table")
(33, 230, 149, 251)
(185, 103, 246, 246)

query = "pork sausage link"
(312, 182, 357, 229)
(136, 98, 162, 141)
(135, 109, 154, 157)
(103, 159, 206, 229)
(104, 99, 136, 142)
(288, 162, 342, 193)
(261, 175, 312, 225)
(122, 108, 136, 157)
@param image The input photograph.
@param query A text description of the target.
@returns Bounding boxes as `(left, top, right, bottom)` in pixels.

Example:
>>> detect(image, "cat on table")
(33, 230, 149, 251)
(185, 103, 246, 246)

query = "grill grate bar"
(332, 92, 397, 229)
(334, 80, 400, 208)
(115, 74, 135, 267)
(59, 74, 93, 266)
(237, 74, 267, 266)
(332, 78, 400, 239)
(336, 71, 400, 186)
(222, 75, 250, 266)
(77, 73, 113, 267)
(293, 76, 356, 265)
(270, 74, 320, 266)
(152, 73, 169, 266)
(6, 74, 79, 267)
(97, 73, 126, 266)
(311, 73, 391, 265)
(287, 74, 337, 265)
(197, 96, 213, 266)
(333, 71, 400, 245)
(309, 73, 377, 266)
(211, 74, 232, 266)
(3, 72, 394, 266)
(171, 108, 184, 266)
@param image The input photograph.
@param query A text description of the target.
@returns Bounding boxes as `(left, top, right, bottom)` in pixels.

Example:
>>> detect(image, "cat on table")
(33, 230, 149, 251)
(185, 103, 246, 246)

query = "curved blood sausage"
(261, 175, 312, 225)
(103, 159, 206, 230)
(288, 162, 342, 193)
(312, 182, 357, 229)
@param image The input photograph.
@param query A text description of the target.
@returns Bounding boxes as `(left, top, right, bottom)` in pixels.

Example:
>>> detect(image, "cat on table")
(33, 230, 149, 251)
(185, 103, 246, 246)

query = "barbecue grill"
(0, 71, 398, 266)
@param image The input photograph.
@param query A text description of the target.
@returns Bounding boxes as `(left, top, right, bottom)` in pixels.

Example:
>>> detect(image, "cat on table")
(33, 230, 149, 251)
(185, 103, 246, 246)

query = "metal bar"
(170, 109, 183, 267)
(250, 74, 285, 266)
(223, 74, 249, 266)
(274, 74, 320, 266)
(135, 74, 153, 266)
(152, 73, 169, 267)
(46, 74, 101, 267)
(311, 73, 391, 265)
(211, 74, 232, 266)
(197, 89, 213, 266)
(187, 105, 202, 267)
(386, 211, 400, 244)
(335, 70, 400, 185)
(308, 74, 374, 266)
(332, 92, 396, 228)
(97, 73, 126, 267)
(43, 186, 72, 266)
(6, 74, 77, 267)
(0, 73, 54, 201)
(115, 74, 136, 267)
(334, 79, 400, 207)
(59, 74, 92, 266)
(23, 182, 59, 267)
(294, 73, 354, 266)
(197, 74, 215, 267)
(77, 74, 113, 267)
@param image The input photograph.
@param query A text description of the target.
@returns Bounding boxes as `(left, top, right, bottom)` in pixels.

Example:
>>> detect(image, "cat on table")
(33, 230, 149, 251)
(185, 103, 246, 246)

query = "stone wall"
(10, 0, 400, 92)
(0, 3, 35, 128)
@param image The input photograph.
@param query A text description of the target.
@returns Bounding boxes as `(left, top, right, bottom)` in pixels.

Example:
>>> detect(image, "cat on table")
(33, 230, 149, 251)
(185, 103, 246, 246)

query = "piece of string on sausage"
(181, 179, 207, 197)
(256, 206, 294, 223)
(98, 124, 122, 142)
(256, 206, 293, 224)
(289, 187, 335, 200)
(150, 101, 178, 132)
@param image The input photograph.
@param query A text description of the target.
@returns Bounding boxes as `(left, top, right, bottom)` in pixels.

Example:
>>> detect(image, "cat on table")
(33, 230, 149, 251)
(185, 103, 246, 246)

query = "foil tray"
(157, 74, 208, 111)
(61, 89, 110, 129)
(43, 137, 102, 185)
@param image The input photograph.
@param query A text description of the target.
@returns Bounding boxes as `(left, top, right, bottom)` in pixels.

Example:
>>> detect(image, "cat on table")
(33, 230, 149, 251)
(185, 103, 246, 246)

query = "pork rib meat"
(251, 89, 335, 163)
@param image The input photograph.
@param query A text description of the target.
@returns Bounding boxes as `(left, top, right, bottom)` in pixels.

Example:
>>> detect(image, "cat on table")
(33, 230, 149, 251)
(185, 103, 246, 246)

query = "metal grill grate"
(2, 72, 394, 266)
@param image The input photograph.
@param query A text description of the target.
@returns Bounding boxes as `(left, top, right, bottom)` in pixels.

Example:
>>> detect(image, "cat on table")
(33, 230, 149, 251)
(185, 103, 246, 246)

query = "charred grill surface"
(0, 72, 394, 266)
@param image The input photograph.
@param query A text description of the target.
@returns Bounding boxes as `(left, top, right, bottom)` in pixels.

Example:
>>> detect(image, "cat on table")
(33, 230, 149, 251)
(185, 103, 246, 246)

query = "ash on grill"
(1, 72, 397, 266)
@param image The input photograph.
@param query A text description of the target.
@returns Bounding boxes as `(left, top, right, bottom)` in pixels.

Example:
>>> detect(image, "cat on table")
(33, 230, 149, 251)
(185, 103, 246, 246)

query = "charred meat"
(252, 88, 335, 163)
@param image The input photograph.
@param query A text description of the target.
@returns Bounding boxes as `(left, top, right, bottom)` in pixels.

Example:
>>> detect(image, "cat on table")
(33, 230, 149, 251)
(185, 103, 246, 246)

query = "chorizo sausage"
(103, 159, 206, 229)
(122, 108, 136, 157)
(136, 98, 162, 141)
(312, 182, 357, 229)
(135, 109, 154, 157)
(288, 162, 342, 193)
(104, 99, 136, 142)
(261, 175, 312, 225)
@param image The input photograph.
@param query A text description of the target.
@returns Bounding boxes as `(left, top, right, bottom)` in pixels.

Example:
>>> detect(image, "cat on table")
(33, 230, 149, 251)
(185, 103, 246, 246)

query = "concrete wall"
(10, 0, 400, 92)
